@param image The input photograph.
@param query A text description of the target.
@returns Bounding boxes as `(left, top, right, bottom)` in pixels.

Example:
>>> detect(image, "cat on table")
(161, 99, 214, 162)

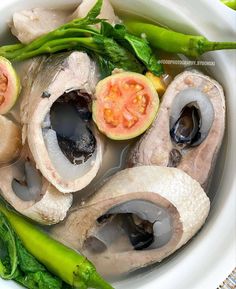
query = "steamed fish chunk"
(71, 0, 120, 25)
(10, 8, 69, 44)
(20, 51, 103, 193)
(128, 70, 225, 191)
(0, 115, 22, 164)
(0, 146, 72, 225)
(51, 166, 210, 277)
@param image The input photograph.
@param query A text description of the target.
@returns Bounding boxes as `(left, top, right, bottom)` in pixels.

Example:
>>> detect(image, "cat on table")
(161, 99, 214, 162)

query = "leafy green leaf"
(15, 271, 63, 289)
(124, 33, 164, 75)
(93, 54, 116, 78)
(69, 0, 103, 28)
(93, 35, 144, 73)
(16, 239, 46, 273)
(101, 22, 126, 40)
(0, 212, 18, 280)
(100, 22, 164, 76)
(86, 0, 103, 21)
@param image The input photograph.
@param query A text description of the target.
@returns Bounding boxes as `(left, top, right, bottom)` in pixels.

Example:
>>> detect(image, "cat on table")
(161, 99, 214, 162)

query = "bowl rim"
(0, 0, 235, 289)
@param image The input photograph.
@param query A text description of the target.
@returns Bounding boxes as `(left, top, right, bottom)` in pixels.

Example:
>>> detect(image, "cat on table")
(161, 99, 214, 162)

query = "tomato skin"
(92, 72, 159, 140)
(0, 57, 21, 115)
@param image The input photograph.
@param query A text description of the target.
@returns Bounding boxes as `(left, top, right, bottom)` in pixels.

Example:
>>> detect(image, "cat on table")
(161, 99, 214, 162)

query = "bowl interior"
(0, 1, 235, 289)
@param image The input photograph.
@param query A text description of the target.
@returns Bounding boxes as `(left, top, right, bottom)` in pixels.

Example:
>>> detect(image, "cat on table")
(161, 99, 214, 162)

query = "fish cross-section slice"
(128, 71, 225, 190)
(20, 52, 103, 193)
(51, 166, 210, 276)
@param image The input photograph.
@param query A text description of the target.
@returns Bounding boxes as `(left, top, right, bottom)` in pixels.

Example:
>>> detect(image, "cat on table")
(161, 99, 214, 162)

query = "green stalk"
(0, 43, 24, 53)
(125, 21, 236, 57)
(0, 0, 102, 57)
(221, 0, 236, 9)
(202, 41, 236, 54)
(20, 27, 99, 53)
(6, 37, 99, 61)
(0, 202, 114, 289)
(1, 28, 99, 60)
(1, 34, 143, 74)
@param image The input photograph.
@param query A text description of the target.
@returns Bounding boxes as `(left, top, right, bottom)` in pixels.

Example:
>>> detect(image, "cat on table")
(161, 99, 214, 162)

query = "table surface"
(218, 268, 236, 289)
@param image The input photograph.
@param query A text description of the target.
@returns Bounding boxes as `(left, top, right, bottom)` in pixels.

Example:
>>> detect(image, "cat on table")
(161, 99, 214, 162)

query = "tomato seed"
(0, 73, 8, 93)
(0, 95, 5, 105)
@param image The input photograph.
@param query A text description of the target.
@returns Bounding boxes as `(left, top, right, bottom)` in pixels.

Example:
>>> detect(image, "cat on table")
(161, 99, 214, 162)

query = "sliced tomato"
(92, 72, 159, 140)
(0, 56, 21, 115)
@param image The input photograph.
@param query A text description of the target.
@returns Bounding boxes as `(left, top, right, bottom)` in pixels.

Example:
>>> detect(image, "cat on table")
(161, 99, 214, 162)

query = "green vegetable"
(0, 211, 63, 289)
(14, 240, 64, 289)
(0, 0, 102, 60)
(125, 21, 236, 57)
(100, 22, 164, 75)
(92, 54, 116, 78)
(93, 35, 143, 73)
(0, 0, 166, 77)
(0, 213, 17, 280)
(221, 0, 236, 10)
(0, 202, 114, 289)
(0, 0, 143, 75)
(0, 0, 103, 58)
(123, 33, 164, 75)
(2, 35, 143, 74)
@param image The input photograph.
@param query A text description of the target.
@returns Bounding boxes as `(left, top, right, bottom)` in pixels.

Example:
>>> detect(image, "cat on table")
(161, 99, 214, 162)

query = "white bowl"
(0, 0, 235, 289)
